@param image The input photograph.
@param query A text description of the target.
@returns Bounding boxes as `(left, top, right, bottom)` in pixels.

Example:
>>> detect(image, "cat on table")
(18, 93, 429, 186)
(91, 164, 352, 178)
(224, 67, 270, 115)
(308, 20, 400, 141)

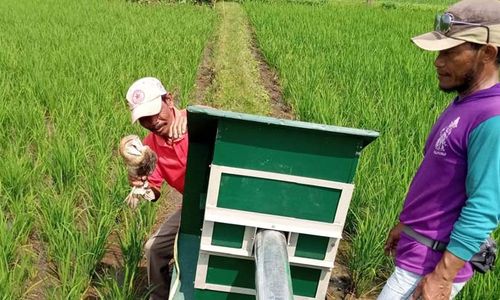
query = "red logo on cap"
(131, 89, 145, 105)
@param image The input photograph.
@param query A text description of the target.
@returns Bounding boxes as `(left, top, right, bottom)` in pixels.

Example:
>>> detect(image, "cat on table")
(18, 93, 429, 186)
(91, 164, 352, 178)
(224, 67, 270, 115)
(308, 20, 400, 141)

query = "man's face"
(138, 94, 175, 139)
(434, 43, 483, 94)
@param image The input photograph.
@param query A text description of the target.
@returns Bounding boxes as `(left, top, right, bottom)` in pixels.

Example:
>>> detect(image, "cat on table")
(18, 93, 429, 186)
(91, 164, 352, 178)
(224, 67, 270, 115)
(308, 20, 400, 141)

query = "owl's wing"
(133, 148, 157, 176)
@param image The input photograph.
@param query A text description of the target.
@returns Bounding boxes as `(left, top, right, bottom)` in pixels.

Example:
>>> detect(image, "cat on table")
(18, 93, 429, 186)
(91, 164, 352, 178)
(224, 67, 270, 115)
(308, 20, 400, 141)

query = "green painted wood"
(171, 234, 200, 300)
(183, 105, 378, 235)
(212, 223, 245, 248)
(188, 106, 379, 144)
(206, 256, 256, 289)
(198, 255, 321, 298)
(290, 266, 321, 297)
(175, 106, 379, 299)
(217, 173, 341, 222)
(213, 119, 363, 183)
(181, 142, 214, 235)
(295, 234, 329, 260)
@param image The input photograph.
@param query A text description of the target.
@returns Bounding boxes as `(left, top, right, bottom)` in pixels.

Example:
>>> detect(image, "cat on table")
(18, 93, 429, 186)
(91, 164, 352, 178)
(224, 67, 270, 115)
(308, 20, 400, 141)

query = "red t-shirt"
(142, 110, 188, 194)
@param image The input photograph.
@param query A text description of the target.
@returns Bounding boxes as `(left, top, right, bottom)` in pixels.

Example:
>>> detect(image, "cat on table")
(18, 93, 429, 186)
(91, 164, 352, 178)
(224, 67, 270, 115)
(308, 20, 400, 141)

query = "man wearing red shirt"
(125, 77, 188, 300)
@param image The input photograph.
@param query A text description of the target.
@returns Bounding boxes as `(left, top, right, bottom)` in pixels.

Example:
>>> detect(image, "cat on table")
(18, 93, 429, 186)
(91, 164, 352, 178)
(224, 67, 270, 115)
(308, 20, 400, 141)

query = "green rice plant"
(0, 193, 35, 299)
(0, 145, 40, 298)
(0, 148, 39, 206)
(94, 272, 149, 300)
(1, 0, 216, 297)
(44, 135, 86, 194)
(37, 188, 88, 298)
(94, 204, 156, 299)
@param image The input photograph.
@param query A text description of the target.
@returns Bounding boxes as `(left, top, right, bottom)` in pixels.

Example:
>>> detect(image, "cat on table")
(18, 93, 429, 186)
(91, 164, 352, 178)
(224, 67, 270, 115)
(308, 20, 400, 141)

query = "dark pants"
(144, 208, 181, 300)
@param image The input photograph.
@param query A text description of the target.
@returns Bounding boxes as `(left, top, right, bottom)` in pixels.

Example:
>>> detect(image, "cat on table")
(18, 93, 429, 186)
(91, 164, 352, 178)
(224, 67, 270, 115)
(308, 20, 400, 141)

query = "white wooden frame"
(195, 164, 355, 299)
(205, 165, 354, 226)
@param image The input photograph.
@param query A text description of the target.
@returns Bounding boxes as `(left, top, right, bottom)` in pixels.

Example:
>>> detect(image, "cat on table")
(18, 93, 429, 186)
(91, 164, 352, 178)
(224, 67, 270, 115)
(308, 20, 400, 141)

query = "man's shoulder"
(471, 115, 500, 136)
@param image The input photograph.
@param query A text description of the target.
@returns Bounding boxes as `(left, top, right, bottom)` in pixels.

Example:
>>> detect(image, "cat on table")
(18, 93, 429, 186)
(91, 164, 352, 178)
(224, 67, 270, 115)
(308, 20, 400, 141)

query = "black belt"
(402, 225, 448, 252)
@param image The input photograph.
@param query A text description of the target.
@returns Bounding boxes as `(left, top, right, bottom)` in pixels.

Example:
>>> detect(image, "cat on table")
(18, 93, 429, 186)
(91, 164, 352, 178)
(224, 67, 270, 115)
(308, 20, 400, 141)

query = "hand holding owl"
(119, 135, 158, 209)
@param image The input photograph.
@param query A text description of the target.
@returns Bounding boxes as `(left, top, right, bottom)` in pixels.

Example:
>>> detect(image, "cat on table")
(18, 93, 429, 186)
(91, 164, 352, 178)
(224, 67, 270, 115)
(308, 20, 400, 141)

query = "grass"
(205, 2, 271, 115)
(0, 0, 216, 298)
(244, 0, 499, 298)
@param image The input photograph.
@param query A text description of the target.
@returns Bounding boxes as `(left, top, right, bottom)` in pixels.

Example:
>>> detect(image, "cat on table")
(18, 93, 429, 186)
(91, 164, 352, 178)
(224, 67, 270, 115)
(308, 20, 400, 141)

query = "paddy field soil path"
(197, 2, 281, 116)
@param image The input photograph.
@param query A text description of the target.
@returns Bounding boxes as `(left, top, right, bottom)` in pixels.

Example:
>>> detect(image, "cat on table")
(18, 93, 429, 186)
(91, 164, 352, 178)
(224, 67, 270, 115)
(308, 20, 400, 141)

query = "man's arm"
(412, 251, 465, 299)
(413, 116, 500, 299)
(447, 116, 500, 259)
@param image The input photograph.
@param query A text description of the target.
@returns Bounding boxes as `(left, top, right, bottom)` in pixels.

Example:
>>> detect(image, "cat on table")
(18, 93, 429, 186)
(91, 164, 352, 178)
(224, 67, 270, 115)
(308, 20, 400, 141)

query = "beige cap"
(126, 77, 167, 123)
(412, 0, 500, 51)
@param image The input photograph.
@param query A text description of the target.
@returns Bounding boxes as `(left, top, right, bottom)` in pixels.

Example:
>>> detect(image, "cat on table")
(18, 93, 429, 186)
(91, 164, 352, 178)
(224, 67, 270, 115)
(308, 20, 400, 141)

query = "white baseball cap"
(126, 77, 167, 123)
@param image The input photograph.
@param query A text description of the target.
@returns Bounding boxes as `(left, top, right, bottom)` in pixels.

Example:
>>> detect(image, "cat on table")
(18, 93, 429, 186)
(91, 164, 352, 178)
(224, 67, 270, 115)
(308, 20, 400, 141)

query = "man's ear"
(482, 44, 498, 64)
(162, 93, 175, 107)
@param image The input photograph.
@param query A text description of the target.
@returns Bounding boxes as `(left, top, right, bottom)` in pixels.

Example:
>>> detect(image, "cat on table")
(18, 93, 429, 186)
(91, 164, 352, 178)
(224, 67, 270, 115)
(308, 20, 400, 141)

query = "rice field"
(0, 0, 216, 298)
(244, 1, 499, 298)
(2, 0, 499, 299)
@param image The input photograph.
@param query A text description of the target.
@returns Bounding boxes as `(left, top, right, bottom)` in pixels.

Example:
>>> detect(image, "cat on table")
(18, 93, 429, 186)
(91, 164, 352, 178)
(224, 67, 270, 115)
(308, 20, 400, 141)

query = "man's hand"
(168, 107, 187, 140)
(412, 251, 465, 300)
(128, 174, 147, 188)
(384, 222, 405, 256)
(411, 271, 452, 300)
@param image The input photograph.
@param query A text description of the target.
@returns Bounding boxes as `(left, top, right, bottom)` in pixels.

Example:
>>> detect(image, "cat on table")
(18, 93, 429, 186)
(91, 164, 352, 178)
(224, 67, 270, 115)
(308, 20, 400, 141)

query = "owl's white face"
(126, 137, 144, 156)
(120, 135, 144, 158)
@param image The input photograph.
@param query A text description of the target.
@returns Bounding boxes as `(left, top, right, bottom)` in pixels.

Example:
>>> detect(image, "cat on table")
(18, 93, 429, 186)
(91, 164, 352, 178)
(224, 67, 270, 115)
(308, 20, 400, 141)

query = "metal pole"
(254, 230, 294, 300)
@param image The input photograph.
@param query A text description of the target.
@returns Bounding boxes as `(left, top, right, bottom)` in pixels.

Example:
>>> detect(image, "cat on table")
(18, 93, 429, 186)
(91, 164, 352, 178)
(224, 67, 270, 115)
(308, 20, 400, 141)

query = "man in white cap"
(379, 0, 500, 299)
(125, 77, 188, 299)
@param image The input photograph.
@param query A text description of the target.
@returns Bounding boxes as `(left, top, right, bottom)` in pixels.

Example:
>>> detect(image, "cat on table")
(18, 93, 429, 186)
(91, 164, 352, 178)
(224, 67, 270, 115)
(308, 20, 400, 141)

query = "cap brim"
(411, 31, 466, 51)
(131, 96, 162, 123)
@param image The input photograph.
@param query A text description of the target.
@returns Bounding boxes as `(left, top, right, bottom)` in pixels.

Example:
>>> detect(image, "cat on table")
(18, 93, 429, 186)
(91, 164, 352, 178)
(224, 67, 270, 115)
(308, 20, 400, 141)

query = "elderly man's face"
(138, 94, 175, 139)
(434, 43, 483, 94)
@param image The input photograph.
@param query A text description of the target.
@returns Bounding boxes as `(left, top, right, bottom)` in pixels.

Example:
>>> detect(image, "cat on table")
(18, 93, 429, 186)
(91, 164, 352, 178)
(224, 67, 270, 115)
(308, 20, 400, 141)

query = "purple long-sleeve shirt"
(397, 84, 500, 282)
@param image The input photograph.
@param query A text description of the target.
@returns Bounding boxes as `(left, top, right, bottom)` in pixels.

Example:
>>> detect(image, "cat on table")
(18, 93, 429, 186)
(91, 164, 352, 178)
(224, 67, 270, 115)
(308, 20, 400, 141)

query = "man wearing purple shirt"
(378, 1, 500, 299)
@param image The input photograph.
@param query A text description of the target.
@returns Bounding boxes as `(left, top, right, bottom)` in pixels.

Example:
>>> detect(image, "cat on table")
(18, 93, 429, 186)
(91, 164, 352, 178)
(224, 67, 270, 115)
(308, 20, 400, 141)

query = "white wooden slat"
(204, 205, 344, 238)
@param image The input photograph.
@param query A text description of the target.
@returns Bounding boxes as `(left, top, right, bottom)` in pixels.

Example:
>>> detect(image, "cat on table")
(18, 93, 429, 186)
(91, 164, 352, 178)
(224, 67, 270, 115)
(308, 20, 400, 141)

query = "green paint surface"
(172, 234, 201, 299)
(291, 266, 321, 297)
(183, 106, 378, 235)
(218, 173, 341, 222)
(213, 119, 363, 183)
(181, 141, 214, 235)
(212, 223, 245, 248)
(295, 234, 329, 260)
(206, 256, 256, 289)
(196, 255, 321, 298)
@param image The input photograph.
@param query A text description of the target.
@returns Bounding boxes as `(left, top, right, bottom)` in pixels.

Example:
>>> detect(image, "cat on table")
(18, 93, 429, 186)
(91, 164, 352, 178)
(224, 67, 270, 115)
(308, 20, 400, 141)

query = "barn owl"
(119, 135, 157, 209)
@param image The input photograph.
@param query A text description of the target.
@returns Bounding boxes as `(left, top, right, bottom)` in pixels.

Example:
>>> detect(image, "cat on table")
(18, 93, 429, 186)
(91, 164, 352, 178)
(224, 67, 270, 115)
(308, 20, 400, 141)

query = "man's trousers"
(144, 208, 181, 300)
